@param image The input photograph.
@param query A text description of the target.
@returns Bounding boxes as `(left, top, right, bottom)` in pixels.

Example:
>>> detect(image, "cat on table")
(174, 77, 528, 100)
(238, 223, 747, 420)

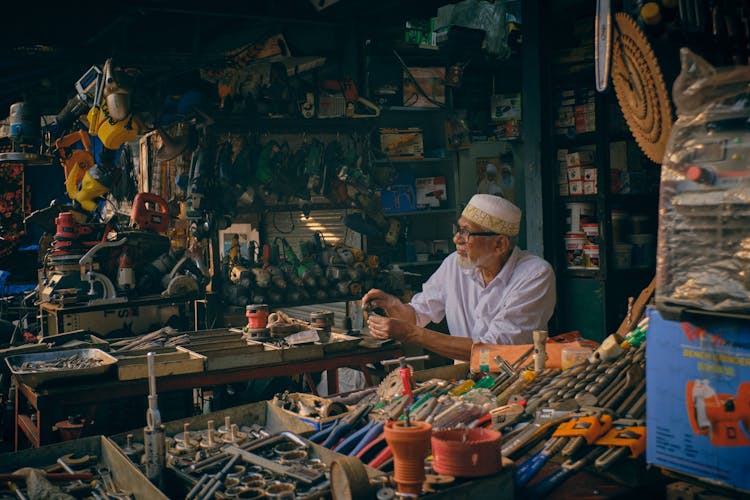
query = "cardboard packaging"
(416, 176, 448, 208)
(380, 128, 424, 158)
(646, 307, 750, 494)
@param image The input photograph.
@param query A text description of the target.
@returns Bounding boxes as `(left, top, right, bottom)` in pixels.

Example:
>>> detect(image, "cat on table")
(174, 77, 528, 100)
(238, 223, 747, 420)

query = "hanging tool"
(130, 193, 170, 233)
(595, 0, 612, 92)
(321, 79, 380, 118)
(611, 12, 672, 163)
(143, 352, 166, 489)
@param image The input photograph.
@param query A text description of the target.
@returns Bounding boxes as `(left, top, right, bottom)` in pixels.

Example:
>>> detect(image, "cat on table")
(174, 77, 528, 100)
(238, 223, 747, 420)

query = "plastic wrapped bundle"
(656, 48, 750, 312)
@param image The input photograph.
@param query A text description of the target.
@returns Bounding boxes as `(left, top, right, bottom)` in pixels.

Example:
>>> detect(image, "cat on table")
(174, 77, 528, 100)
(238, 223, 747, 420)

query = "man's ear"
(495, 235, 510, 255)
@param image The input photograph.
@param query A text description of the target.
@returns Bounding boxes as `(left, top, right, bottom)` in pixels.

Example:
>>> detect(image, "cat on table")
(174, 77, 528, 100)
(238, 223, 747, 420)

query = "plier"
(334, 418, 386, 456)
(312, 404, 373, 449)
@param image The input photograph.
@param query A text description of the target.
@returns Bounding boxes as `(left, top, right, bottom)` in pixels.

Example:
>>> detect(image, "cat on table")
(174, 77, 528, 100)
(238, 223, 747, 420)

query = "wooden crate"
(273, 392, 352, 431)
(0, 435, 168, 499)
(116, 346, 206, 381)
(189, 340, 283, 371)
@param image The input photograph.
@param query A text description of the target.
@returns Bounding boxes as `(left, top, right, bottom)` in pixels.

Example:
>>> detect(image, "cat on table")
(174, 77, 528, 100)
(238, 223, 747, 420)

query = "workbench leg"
(303, 373, 318, 396)
(359, 364, 374, 387)
(13, 384, 18, 451)
(326, 368, 339, 396)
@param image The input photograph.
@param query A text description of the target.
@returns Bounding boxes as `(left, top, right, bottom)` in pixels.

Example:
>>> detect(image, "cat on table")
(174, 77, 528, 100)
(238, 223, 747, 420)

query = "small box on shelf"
(379, 128, 424, 159)
(416, 176, 448, 208)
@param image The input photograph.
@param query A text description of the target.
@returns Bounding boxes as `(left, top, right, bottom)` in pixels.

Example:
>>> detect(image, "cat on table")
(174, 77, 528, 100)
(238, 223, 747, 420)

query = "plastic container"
(614, 243, 633, 269)
(583, 244, 600, 269)
(561, 345, 593, 369)
(611, 210, 630, 243)
(630, 233, 655, 268)
(564, 233, 586, 268)
(582, 222, 599, 245)
(565, 203, 594, 233)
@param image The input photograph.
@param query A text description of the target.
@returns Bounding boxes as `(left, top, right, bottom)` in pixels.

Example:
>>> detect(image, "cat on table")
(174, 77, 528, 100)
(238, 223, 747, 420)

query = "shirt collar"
(494, 246, 520, 286)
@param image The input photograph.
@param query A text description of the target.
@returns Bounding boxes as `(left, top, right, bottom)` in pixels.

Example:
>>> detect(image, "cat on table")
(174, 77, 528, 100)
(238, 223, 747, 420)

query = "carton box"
(567, 166, 583, 181)
(584, 167, 597, 182)
(569, 180, 583, 195)
(379, 128, 424, 158)
(646, 308, 750, 494)
(583, 180, 597, 195)
(416, 176, 448, 208)
(567, 150, 595, 167)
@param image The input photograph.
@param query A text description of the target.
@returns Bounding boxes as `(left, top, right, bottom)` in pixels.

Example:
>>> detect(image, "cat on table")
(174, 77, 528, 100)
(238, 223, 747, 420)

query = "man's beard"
(457, 254, 476, 270)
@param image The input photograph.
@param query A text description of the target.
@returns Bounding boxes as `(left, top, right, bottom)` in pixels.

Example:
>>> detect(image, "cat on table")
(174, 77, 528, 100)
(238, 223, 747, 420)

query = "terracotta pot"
(383, 420, 432, 495)
(431, 428, 502, 477)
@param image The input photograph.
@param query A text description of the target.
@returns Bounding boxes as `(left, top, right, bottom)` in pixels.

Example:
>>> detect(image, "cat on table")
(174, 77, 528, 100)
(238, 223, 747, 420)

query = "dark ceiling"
(0, 0, 450, 116)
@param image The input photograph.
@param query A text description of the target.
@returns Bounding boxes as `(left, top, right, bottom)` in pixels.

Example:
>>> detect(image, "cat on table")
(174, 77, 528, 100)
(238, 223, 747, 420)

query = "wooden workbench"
(14, 343, 402, 449)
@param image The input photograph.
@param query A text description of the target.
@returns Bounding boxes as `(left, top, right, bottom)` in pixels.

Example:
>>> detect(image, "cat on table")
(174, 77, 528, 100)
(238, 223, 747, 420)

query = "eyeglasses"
(452, 224, 500, 239)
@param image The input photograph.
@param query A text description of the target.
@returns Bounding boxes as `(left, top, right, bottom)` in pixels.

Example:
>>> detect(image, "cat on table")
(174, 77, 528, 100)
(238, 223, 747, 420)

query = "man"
(362, 194, 556, 361)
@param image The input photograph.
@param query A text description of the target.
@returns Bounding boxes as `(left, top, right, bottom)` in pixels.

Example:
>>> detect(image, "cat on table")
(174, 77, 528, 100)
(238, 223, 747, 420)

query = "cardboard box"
(583, 180, 597, 195)
(491, 93, 521, 122)
(416, 176, 448, 208)
(646, 308, 750, 494)
(403, 67, 445, 108)
(584, 167, 597, 182)
(380, 170, 417, 213)
(559, 182, 570, 196)
(379, 128, 424, 158)
(569, 180, 583, 195)
(567, 166, 583, 181)
(567, 150, 595, 166)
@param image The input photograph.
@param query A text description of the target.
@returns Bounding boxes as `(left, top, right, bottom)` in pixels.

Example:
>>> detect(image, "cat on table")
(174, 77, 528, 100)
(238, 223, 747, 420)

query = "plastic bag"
(450, 0, 509, 58)
(656, 48, 750, 312)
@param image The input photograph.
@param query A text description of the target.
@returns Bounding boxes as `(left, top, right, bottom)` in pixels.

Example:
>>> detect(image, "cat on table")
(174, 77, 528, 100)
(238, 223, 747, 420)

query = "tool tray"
(5, 348, 117, 389)
(112, 399, 380, 500)
(0, 435, 167, 499)
(115, 346, 206, 381)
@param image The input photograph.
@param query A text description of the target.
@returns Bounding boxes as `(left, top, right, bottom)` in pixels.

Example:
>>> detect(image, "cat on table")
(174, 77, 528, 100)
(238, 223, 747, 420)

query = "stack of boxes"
(558, 148, 597, 197)
(554, 88, 596, 137)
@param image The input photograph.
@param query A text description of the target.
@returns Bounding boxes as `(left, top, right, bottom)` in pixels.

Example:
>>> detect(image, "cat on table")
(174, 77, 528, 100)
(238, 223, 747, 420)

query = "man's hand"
(367, 314, 418, 343)
(361, 289, 400, 312)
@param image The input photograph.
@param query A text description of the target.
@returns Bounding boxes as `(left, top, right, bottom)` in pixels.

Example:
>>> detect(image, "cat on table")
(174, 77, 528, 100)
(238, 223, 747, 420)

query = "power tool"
(686, 380, 750, 446)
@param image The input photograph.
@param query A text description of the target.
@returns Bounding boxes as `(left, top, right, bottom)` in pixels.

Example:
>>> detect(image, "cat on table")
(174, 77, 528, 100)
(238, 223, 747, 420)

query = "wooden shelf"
(385, 208, 456, 216)
(371, 157, 449, 164)
(554, 132, 598, 147)
(380, 106, 447, 113)
(558, 195, 600, 203)
(213, 115, 379, 132)
(563, 268, 604, 279)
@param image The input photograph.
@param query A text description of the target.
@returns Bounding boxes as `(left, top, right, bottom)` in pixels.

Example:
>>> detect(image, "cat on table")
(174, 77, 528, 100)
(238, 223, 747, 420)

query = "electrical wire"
(392, 49, 447, 109)
(272, 208, 295, 234)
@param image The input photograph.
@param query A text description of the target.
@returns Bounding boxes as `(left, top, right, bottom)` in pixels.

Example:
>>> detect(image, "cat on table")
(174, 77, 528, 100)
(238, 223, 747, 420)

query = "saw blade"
(611, 12, 673, 164)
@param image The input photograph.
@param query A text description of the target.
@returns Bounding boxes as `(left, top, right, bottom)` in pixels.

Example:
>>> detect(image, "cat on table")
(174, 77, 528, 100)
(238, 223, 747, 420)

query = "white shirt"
(409, 247, 556, 345)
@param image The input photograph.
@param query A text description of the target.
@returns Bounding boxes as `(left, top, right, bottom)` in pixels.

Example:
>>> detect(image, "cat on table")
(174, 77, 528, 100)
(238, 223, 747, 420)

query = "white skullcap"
(462, 194, 521, 236)
(485, 163, 497, 174)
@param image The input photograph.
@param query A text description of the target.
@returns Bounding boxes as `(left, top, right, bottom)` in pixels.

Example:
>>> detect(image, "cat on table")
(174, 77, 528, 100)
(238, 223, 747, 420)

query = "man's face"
(453, 216, 506, 269)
